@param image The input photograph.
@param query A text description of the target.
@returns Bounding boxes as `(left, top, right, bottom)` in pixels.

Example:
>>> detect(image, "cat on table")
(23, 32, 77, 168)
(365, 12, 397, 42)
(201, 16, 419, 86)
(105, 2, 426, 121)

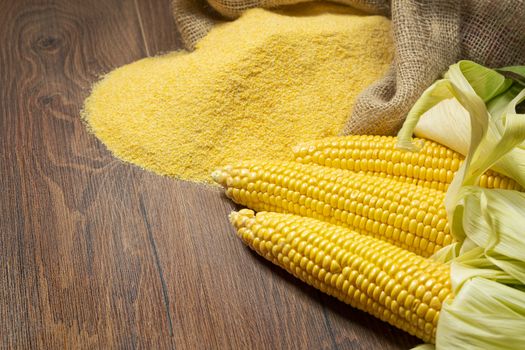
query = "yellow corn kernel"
(293, 135, 522, 191)
(214, 161, 452, 257)
(229, 210, 452, 343)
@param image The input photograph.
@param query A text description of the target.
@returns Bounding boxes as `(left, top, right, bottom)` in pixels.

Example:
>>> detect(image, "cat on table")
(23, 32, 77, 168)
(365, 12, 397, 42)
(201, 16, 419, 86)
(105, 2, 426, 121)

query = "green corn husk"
(398, 61, 525, 350)
(397, 60, 525, 189)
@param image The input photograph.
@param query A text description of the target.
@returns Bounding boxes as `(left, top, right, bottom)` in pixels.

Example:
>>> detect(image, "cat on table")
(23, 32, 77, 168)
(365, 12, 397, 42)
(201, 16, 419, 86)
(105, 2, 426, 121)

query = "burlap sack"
(171, 0, 525, 135)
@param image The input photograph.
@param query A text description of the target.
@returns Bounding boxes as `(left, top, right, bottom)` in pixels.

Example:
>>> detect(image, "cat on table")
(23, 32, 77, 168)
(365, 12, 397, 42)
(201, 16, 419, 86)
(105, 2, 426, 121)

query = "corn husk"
(399, 61, 525, 350)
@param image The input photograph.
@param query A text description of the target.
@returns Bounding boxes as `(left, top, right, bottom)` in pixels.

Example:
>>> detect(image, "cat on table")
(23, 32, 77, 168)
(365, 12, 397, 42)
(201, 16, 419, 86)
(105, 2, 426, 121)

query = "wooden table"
(0, 1, 419, 348)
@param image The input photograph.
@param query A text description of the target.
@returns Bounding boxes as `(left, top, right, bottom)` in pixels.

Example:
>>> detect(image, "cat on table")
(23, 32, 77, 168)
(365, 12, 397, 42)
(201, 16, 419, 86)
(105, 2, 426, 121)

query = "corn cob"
(293, 135, 522, 192)
(230, 210, 452, 343)
(213, 161, 452, 257)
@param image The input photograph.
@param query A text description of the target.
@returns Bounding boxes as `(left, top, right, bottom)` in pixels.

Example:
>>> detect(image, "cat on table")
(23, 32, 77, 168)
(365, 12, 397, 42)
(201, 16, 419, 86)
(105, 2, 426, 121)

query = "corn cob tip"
(211, 168, 228, 187)
(228, 211, 238, 226)
(228, 209, 255, 227)
(229, 209, 257, 243)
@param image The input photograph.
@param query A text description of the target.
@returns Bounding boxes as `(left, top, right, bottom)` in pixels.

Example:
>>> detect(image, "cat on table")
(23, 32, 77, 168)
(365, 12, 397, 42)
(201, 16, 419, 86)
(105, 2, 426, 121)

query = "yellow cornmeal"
(83, 2, 393, 184)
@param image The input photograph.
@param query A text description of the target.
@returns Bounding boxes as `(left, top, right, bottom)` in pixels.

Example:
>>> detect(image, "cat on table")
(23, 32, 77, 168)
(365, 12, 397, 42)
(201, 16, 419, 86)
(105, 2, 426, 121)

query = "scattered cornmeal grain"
(82, 2, 393, 184)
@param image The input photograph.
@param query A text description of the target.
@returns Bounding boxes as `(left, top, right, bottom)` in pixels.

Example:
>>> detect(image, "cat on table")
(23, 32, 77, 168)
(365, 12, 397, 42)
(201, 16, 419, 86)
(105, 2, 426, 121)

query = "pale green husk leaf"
(397, 61, 525, 188)
(436, 278, 525, 350)
(403, 61, 525, 350)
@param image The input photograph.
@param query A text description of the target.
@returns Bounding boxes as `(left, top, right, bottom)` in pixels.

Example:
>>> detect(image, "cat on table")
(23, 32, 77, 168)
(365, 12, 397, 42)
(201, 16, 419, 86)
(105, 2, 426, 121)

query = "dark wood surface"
(0, 1, 419, 348)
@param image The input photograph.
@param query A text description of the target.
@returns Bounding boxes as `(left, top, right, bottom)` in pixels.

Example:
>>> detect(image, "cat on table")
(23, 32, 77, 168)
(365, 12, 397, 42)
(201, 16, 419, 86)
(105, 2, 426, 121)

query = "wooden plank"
(134, 0, 184, 53)
(0, 0, 174, 348)
(319, 294, 420, 349)
(138, 177, 338, 349)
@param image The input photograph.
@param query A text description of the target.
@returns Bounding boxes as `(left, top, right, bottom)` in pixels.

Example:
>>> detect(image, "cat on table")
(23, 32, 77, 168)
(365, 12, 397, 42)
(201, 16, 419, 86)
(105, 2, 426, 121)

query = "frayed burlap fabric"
(171, 0, 525, 135)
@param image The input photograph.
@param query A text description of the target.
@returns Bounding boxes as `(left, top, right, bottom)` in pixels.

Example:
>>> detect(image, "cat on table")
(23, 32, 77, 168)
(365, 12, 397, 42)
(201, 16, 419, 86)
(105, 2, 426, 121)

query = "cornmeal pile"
(83, 3, 393, 184)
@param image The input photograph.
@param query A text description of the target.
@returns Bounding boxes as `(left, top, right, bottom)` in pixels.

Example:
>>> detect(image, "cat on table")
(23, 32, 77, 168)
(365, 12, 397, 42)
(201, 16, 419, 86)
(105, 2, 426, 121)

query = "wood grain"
(0, 1, 419, 348)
